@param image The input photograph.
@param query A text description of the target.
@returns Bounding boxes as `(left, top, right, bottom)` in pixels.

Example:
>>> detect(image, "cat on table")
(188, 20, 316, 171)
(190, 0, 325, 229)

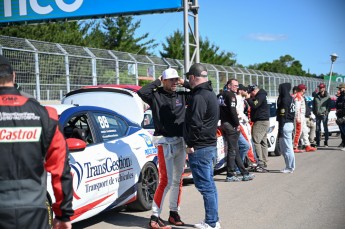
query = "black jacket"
(246, 88, 269, 122)
(184, 81, 219, 149)
(0, 87, 73, 228)
(138, 79, 190, 137)
(277, 83, 295, 133)
(336, 91, 345, 118)
(219, 89, 240, 127)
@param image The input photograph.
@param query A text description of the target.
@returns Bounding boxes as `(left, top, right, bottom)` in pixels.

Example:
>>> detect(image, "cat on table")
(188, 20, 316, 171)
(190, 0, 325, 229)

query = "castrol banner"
(0, 127, 42, 142)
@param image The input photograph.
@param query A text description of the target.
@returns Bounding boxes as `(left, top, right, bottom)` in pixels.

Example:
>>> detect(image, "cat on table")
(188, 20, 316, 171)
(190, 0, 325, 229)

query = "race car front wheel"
(127, 162, 158, 211)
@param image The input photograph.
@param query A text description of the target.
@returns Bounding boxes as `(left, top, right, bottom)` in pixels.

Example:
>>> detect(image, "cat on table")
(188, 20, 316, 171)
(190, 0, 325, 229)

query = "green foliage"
(84, 16, 158, 55)
(248, 55, 307, 76)
(160, 30, 184, 59)
(0, 22, 87, 45)
(160, 30, 237, 66)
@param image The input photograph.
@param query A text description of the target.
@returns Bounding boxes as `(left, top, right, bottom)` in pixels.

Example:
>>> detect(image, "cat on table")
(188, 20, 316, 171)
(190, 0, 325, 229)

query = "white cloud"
(247, 33, 288, 41)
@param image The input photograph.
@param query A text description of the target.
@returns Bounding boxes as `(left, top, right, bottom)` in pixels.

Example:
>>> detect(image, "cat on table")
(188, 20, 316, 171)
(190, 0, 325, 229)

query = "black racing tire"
(274, 138, 282, 156)
(127, 162, 158, 211)
(46, 194, 53, 228)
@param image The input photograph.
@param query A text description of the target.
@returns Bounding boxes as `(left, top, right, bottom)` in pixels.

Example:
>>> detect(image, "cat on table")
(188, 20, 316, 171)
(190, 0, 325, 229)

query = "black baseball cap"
(247, 84, 258, 93)
(238, 84, 248, 91)
(185, 63, 208, 77)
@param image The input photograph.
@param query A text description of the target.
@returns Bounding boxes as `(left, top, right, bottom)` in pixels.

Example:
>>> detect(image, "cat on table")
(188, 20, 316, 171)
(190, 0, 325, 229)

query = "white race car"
(305, 96, 340, 136)
(267, 98, 280, 156)
(46, 103, 158, 223)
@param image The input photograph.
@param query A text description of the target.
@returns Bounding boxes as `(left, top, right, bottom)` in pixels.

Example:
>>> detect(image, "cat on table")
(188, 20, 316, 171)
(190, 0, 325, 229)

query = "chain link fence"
(0, 35, 323, 101)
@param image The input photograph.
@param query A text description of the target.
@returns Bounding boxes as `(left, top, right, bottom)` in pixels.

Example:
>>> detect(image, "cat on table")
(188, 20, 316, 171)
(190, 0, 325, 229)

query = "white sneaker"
(341, 147, 345, 151)
(194, 221, 221, 229)
(280, 168, 294, 174)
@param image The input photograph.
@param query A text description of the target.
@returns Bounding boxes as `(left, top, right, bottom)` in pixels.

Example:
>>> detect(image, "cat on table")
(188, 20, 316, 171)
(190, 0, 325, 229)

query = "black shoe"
(168, 211, 184, 226)
(255, 166, 269, 173)
(324, 141, 328, 147)
(149, 215, 172, 229)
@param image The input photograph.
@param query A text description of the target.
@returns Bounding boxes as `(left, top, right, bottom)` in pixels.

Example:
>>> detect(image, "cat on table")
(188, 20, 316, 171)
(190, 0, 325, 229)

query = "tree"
(160, 30, 237, 66)
(248, 55, 306, 76)
(160, 30, 184, 59)
(84, 16, 158, 55)
(0, 22, 87, 46)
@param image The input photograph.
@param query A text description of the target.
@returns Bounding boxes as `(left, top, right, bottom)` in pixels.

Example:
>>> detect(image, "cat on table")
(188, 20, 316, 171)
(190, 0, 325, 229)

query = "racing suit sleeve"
(137, 79, 161, 106)
(294, 97, 302, 122)
(185, 94, 207, 148)
(44, 107, 74, 222)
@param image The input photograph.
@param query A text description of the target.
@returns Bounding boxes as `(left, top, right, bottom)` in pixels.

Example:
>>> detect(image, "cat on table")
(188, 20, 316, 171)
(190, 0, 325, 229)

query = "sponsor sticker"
(0, 127, 42, 143)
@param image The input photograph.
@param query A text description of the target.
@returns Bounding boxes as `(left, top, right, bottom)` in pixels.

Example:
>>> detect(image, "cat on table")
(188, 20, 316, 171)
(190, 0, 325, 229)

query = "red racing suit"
(0, 87, 73, 229)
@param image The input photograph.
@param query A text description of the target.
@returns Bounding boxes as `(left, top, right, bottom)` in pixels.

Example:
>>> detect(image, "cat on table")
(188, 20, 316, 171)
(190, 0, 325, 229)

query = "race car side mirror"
(66, 138, 86, 152)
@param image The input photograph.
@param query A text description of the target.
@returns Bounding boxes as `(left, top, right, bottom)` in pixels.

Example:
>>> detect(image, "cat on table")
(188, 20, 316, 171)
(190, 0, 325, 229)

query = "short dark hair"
(226, 78, 238, 86)
(0, 64, 14, 84)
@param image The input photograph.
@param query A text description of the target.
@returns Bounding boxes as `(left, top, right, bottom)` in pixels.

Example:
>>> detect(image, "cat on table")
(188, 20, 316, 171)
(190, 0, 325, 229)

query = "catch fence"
(0, 35, 323, 101)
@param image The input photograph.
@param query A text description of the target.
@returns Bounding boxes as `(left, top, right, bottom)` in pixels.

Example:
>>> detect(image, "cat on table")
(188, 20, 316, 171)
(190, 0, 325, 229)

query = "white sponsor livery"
(3, 0, 84, 17)
(0, 112, 41, 121)
(0, 127, 42, 142)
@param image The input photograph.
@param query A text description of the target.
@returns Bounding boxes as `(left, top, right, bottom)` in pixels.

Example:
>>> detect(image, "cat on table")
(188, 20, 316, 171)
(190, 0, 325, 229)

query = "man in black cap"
(184, 63, 220, 229)
(245, 84, 270, 172)
(0, 55, 73, 229)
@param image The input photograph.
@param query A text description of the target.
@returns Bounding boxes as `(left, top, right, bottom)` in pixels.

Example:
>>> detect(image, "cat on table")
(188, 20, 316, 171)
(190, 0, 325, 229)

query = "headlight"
(267, 125, 275, 133)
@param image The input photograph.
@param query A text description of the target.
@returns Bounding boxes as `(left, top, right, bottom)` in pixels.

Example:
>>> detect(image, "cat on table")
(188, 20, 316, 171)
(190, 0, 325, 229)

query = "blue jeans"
(315, 115, 329, 143)
(279, 122, 295, 170)
(188, 146, 218, 227)
(238, 132, 250, 162)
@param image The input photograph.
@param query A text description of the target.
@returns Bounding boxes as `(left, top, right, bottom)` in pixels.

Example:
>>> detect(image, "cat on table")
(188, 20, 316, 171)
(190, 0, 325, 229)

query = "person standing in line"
(0, 55, 74, 229)
(335, 83, 345, 151)
(183, 63, 220, 229)
(313, 83, 331, 147)
(220, 79, 254, 182)
(303, 96, 316, 147)
(245, 84, 270, 172)
(138, 68, 190, 229)
(236, 84, 256, 165)
(335, 88, 345, 148)
(293, 84, 317, 152)
(277, 83, 296, 173)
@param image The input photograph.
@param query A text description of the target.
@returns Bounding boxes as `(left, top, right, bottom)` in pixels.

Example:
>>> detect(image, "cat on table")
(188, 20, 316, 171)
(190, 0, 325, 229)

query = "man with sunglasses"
(138, 68, 190, 229)
(220, 79, 255, 182)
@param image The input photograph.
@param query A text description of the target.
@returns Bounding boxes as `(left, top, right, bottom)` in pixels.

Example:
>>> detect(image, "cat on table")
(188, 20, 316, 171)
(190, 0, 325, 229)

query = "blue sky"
(134, 0, 345, 76)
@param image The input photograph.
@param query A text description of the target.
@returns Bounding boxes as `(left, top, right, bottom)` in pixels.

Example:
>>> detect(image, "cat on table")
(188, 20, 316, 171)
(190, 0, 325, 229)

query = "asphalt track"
(74, 136, 345, 229)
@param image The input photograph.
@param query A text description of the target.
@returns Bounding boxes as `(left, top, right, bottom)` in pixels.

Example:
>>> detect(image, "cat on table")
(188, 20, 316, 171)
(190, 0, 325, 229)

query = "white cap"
(162, 68, 179, 80)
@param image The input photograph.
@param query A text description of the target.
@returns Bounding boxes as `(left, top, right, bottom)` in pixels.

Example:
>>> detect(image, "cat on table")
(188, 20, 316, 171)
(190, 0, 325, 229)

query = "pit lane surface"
(73, 136, 345, 229)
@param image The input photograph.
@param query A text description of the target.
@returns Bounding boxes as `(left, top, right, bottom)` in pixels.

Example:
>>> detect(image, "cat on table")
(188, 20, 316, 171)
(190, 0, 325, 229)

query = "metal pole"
(183, 0, 190, 74)
(327, 62, 334, 93)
